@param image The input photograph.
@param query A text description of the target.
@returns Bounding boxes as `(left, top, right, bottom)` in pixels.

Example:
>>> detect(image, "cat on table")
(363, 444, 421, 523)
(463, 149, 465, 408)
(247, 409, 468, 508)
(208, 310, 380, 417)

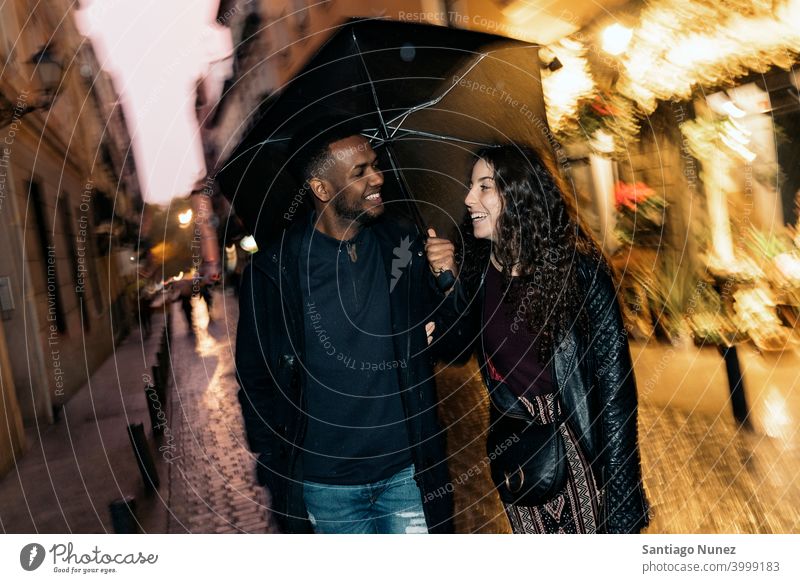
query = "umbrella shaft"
(383, 144, 426, 235)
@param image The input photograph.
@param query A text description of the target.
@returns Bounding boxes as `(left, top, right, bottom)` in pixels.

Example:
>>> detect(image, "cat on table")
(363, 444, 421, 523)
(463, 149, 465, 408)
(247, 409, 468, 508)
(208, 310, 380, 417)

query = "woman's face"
(464, 158, 503, 241)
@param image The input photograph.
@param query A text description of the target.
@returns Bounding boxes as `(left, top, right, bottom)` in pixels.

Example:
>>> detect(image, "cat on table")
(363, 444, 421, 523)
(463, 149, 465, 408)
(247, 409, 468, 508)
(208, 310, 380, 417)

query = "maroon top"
(482, 264, 555, 397)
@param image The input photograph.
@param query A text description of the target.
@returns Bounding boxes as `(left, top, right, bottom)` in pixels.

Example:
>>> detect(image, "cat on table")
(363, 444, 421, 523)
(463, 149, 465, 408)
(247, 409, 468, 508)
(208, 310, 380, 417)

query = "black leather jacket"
(446, 252, 650, 533)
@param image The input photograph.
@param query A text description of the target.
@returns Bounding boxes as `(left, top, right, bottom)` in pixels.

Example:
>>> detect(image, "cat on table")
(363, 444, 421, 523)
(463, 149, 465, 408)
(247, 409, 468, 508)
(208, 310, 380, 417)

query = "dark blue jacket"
(235, 216, 462, 533)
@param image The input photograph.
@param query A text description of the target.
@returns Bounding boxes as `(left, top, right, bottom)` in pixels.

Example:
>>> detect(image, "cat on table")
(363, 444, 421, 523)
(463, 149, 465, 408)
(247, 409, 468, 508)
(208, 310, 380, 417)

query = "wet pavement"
(2, 290, 798, 533)
(633, 342, 800, 533)
(435, 342, 800, 533)
(163, 292, 275, 533)
(0, 291, 275, 534)
(0, 311, 171, 533)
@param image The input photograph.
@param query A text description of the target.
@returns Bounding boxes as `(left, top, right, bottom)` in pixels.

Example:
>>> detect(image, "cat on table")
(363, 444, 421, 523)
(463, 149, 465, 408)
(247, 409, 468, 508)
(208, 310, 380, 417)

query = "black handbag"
(486, 380, 569, 506)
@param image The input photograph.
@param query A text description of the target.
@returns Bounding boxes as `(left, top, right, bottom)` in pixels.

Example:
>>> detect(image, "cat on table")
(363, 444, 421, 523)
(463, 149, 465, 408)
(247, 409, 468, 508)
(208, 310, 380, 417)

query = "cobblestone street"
(174, 296, 800, 534)
(435, 343, 800, 534)
(2, 290, 798, 534)
(164, 292, 276, 533)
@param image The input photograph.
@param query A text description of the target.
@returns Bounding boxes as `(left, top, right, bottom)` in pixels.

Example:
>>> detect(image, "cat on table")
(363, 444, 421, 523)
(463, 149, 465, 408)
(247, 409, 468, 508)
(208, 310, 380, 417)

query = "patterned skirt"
(502, 393, 602, 534)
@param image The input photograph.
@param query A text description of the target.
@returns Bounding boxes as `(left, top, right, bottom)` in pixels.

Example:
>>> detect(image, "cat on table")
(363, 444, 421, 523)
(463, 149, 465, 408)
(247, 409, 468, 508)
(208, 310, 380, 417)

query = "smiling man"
(235, 120, 463, 534)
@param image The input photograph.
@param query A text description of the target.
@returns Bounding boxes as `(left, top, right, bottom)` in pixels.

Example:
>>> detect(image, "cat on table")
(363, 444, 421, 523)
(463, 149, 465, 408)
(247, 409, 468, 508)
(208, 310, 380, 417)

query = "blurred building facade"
(0, 0, 142, 474)
(199, 0, 626, 178)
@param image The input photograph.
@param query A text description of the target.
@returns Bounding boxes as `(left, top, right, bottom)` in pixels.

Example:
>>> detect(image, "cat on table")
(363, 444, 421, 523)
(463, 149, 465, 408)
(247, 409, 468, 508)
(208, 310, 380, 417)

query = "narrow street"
(3, 290, 798, 534)
(160, 293, 800, 534)
(163, 291, 276, 533)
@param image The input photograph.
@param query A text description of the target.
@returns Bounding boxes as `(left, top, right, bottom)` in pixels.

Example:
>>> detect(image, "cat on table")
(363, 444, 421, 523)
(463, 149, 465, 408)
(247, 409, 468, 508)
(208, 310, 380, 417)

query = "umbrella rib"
(361, 127, 383, 142)
(254, 138, 291, 145)
(351, 29, 390, 140)
(387, 53, 488, 135)
(214, 140, 277, 175)
(387, 127, 494, 147)
(350, 30, 425, 233)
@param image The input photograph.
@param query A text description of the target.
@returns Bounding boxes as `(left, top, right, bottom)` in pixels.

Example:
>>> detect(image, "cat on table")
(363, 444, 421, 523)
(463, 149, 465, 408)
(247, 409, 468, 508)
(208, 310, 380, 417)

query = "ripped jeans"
(303, 465, 428, 534)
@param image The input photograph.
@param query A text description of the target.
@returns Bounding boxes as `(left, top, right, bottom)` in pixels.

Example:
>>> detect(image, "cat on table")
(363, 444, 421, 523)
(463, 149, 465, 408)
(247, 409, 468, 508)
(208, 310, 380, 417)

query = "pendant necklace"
(346, 241, 357, 263)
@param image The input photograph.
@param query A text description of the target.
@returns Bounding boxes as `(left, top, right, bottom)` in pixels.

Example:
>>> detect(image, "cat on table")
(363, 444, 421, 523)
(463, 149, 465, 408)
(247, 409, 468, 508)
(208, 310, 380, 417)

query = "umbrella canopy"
(215, 19, 552, 246)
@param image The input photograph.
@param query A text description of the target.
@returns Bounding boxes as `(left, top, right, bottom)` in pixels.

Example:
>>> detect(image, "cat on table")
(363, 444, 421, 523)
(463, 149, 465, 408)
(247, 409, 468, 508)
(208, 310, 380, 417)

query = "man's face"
(323, 135, 384, 224)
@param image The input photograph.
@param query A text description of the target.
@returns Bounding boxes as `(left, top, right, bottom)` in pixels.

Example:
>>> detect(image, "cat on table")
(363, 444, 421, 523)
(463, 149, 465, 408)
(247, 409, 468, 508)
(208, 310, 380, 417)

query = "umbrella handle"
(435, 269, 456, 292)
(423, 228, 456, 292)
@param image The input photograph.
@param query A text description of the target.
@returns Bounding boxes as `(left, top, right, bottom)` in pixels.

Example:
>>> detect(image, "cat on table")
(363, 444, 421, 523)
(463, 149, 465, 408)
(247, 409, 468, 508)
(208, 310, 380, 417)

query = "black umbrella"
(215, 19, 552, 247)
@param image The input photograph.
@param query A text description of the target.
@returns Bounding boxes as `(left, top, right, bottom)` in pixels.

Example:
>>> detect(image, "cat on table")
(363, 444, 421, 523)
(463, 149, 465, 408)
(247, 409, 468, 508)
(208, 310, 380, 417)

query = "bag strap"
(487, 362, 562, 426)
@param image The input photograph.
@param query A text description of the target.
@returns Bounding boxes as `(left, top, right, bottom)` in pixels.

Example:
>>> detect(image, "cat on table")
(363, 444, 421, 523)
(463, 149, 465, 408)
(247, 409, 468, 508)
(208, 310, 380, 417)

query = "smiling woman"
(465, 158, 504, 242)
(455, 144, 650, 534)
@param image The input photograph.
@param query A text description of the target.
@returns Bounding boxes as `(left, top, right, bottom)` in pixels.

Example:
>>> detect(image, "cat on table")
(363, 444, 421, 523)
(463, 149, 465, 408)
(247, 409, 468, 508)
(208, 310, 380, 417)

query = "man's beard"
(332, 194, 380, 226)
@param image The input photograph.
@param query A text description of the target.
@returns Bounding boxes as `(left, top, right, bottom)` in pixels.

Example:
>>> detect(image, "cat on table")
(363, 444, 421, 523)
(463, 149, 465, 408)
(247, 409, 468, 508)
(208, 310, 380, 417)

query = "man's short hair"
(289, 117, 368, 186)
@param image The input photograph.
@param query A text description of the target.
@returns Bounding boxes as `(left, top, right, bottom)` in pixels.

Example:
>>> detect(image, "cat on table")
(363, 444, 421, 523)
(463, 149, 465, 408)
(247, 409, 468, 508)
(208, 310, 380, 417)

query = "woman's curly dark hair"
(458, 144, 605, 359)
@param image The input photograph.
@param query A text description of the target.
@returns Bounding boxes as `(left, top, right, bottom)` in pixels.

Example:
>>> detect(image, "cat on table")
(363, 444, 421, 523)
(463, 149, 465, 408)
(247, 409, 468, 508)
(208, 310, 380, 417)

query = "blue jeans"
(303, 465, 428, 534)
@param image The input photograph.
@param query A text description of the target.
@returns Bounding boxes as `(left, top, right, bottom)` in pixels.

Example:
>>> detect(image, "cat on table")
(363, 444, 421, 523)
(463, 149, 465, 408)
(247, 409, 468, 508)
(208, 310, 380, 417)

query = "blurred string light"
(733, 286, 789, 351)
(682, 115, 755, 163)
(540, 39, 596, 134)
(616, 0, 800, 113)
(719, 136, 756, 162)
(720, 101, 746, 118)
(762, 390, 792, 440)
(706, 95, 756, 160)
(720, 118, 756, 162)
(601, 24, 633, 56)
(723, 119, 750, 145)
(774, 252, 800, 285)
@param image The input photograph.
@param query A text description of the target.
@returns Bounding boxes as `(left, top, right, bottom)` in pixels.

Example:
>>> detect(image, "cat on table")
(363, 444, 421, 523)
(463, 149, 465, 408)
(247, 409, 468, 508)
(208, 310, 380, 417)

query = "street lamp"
(239, 235, 258, 254)
(30, 47, 63, 102)
(0, 45, 64, 127)
(178, 209, 193, 227)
